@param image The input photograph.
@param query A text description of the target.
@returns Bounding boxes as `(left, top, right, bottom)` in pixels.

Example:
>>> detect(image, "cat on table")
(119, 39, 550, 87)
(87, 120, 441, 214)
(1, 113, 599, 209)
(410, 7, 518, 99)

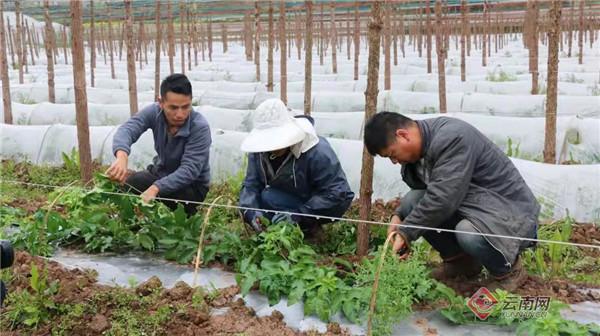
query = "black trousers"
(125, 169, 208, 216)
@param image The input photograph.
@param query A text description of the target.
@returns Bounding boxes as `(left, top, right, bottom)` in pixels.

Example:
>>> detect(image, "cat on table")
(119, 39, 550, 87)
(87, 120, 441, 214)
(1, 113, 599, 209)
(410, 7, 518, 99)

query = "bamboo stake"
(70, 0, 93, 183)
(304, 0, 313, 115)
(0, 0, 12, 124)
(358, 0, 383, 257)
(43, 0, 55, 103)
(125, 0, 138, 115)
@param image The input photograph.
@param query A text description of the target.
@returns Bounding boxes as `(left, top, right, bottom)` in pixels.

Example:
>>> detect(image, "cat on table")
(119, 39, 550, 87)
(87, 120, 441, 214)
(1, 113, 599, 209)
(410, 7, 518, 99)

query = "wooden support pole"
(460, 0, 467, 82)
(70, 0, 93, 183)
(44, 0, 55, 103)
(0, 0, 12, 123)
(353, 1, 359, 80)
(426, 0, 432, 73)
(90, 0, 95, 87)
(14, 0, 24, 83)
(267, 1, 274, 92)
(125, 0, 138, 115)
(180, 0, 185, 74)
(358, 0, 383, 257)
(154, 0, 161, 101)
(384, 2, 391, 90)
(304, 0, 313, 115)
(280, 0, 287, 105)
(108, 5, 115, 79)
(331, 1, 337, 74)
(435, 0, 446, 113)
(544, 0, 561, 164)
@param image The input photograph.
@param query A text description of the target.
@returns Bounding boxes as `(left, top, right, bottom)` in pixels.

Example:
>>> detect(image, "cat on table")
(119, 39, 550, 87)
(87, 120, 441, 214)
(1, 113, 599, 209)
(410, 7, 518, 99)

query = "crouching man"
(106, 74, 211, 216)
(239, 99, 354, 239)
(364, 112, 539, 291)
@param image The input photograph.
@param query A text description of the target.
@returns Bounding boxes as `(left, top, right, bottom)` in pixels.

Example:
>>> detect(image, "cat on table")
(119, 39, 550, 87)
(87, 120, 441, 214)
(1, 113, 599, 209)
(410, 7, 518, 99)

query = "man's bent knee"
(398, 189, 426, 219)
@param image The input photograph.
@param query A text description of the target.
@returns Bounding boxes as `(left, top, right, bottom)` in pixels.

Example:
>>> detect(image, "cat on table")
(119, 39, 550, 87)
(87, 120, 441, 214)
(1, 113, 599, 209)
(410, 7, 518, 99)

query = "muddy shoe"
(486, 257, 527, 292)
(303, 224, 326, 245)
(431, 253, 483, 281)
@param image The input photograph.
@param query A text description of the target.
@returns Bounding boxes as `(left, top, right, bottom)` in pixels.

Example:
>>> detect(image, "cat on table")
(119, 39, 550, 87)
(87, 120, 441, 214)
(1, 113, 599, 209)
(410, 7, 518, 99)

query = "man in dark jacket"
(364, 112, 539, 291)
(106, 74, 211, 215)
(239, 99, 354, 238)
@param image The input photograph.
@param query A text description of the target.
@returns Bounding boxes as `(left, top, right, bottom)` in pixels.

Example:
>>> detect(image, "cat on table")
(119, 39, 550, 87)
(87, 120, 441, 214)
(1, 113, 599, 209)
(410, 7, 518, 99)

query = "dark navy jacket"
(112, 103, 211, 194)
(239, 137, 355, 222)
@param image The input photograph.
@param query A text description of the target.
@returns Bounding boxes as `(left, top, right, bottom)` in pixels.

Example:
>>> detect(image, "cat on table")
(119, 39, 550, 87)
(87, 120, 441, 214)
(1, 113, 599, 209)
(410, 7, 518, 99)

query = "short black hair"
(364, 112, 414, 156)
(160, 73, 192, 98)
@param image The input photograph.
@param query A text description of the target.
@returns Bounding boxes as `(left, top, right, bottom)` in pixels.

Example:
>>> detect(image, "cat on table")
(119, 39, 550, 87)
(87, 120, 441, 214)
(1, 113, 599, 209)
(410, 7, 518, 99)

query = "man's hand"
(141, 185, 160, 204)
(388, 215, 402, 235)
(391, 233, 409, 260)
(106, 150, 129, 183)
(389, 215, 409, 259)
(250, 212, 267, 233)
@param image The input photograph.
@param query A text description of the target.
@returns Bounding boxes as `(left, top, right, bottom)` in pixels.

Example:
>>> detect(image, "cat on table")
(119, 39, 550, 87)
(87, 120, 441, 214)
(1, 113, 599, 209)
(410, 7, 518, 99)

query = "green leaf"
(288, 279, 305, 306)
(138, 233, 155, 250)
(158, 238, 179, 246)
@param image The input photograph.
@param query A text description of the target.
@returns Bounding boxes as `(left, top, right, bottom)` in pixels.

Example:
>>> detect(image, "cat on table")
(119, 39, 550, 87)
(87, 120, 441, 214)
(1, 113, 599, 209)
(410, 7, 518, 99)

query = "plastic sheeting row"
(3, 87, 599, 117)
(2, 103, 599, 164)
(1, 124, 598, 223)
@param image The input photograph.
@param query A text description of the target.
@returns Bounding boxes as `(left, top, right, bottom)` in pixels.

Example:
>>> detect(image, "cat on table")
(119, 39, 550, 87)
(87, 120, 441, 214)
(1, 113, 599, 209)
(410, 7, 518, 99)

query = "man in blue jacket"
(239, 99, 354, 238)
(106, 74, 211, 215)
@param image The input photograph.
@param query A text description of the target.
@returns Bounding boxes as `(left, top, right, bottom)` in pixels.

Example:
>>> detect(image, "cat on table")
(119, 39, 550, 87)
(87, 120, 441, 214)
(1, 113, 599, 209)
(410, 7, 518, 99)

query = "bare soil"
(1, 251, 349, 336)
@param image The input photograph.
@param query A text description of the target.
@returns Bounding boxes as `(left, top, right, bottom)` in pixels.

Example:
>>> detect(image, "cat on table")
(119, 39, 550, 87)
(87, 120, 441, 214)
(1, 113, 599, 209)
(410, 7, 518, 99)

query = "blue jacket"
(112, 103, 211, 194)
(239, 136, 355, 222)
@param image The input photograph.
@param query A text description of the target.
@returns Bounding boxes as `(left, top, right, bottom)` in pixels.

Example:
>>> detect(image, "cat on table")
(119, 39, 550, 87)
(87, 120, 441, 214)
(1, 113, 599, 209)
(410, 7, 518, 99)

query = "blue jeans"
(259, 188, 343, 227)
(399, 190, 511, 276)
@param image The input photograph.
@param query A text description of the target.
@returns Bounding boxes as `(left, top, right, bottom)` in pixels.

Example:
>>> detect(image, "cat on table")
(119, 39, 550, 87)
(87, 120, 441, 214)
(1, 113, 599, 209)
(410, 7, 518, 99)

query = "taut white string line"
(1, 179, 599, 251)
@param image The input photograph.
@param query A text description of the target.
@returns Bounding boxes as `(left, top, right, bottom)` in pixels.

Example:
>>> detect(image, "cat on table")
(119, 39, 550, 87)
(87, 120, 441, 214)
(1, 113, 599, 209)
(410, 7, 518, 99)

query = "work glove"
(271, 212, 298, 225)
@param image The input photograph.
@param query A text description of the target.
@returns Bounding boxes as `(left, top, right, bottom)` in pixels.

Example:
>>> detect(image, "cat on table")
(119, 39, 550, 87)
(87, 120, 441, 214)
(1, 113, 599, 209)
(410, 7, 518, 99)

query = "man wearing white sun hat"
(239, 99, 354, 238)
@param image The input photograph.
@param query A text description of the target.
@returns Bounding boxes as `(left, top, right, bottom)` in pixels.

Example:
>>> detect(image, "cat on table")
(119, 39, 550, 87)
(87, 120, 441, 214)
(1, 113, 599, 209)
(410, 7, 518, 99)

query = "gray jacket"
(112, 103, 211, 194)
(396, 117, 539, 265)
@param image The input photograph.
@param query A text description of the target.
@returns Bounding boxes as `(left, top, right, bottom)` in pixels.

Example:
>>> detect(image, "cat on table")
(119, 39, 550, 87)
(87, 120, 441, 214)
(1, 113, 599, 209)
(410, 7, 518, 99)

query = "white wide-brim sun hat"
(240, 99, 306, 153)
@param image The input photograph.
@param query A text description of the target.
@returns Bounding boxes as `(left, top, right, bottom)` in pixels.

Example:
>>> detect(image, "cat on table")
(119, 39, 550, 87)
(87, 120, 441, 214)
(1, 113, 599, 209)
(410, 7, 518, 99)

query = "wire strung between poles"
(2, 179, 599, 251)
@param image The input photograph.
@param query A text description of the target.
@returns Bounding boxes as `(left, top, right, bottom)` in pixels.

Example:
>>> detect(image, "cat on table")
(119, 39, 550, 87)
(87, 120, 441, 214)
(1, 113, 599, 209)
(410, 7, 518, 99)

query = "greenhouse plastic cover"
(1, 124, 598, 223)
